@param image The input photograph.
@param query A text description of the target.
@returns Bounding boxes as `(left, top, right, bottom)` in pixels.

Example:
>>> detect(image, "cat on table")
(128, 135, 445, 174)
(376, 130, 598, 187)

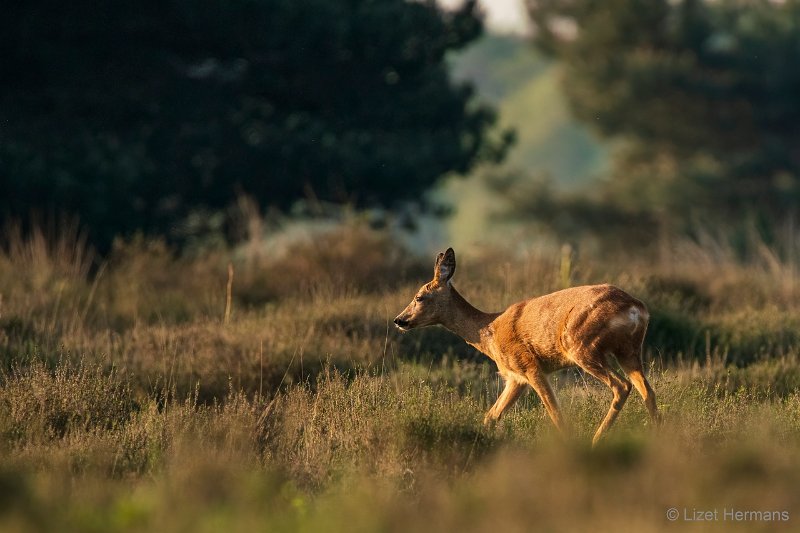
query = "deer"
(394, 248, 660, 446)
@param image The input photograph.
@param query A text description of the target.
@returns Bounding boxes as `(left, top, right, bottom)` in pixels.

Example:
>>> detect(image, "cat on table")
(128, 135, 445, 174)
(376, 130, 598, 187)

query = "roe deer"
(394, 248, 660, 446)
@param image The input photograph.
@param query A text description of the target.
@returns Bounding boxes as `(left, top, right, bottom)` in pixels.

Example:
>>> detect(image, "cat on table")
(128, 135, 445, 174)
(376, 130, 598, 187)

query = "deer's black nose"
(394, 317, 409, 328)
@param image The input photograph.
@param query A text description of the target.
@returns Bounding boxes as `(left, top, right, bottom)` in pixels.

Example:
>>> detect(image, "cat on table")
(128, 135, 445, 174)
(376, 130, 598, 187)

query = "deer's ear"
(434, 248, 456, 284)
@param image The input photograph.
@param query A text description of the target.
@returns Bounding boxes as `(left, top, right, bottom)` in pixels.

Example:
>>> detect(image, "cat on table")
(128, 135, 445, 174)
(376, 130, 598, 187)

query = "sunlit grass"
(1, 221, 800, 531)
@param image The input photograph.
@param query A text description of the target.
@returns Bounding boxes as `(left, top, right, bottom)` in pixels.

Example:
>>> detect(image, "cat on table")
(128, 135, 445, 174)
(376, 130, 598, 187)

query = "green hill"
(450, 34, 608, 188)
(440, 35, 608, 248)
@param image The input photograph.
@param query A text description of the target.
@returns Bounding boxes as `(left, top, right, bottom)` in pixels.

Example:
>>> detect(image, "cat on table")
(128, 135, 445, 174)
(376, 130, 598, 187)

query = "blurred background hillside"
(445, 32, 608, 250)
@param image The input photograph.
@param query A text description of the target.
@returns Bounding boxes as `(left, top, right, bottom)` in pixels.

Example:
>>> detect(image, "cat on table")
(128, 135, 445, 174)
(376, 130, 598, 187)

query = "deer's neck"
(440, 286, 499, 354)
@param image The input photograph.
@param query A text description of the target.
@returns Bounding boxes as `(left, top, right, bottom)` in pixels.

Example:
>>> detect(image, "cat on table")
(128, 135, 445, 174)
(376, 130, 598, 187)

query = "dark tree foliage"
(527, 0, 800, 229)
(1, 0, 509, 248)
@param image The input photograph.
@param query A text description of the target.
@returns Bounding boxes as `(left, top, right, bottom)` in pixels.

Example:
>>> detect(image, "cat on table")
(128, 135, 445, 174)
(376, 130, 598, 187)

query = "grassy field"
(2, 221, 800, 532)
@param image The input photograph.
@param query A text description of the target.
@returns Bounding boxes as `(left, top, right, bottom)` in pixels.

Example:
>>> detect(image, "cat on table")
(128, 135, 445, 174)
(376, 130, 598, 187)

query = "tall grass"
(1, 220, 800, 531)
(1, 357, 799, 532)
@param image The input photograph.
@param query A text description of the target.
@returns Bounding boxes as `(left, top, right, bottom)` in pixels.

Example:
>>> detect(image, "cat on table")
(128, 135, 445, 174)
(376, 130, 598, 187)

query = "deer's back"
(489, 284, 648, 375)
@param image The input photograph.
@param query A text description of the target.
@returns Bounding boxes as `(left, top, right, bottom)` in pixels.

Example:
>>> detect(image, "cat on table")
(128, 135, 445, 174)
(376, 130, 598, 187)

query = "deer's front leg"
(483, 377, 526, 425)
(525, 368, 567, 437)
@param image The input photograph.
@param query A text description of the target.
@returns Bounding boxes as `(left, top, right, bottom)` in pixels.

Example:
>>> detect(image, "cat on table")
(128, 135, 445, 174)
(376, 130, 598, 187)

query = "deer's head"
(394, 248, 457, 331)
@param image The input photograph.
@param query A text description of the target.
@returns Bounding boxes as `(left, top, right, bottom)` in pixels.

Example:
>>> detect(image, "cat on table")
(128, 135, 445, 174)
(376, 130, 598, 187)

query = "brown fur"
(394, 248, 660, 446)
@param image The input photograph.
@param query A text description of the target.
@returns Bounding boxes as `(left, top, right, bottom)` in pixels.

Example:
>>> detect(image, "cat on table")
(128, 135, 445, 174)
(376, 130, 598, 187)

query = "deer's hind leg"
(572, 350, 632, 446)
(616, 351, 661, 425)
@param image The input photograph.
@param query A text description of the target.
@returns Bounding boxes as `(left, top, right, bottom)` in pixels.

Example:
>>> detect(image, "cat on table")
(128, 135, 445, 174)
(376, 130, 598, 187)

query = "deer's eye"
(415, 295, 425, 302)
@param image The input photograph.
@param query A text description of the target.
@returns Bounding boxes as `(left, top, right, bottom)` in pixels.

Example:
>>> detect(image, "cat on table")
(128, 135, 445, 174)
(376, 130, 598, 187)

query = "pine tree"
(0, 0, 510, 248)
(527, 0, 800, 229)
